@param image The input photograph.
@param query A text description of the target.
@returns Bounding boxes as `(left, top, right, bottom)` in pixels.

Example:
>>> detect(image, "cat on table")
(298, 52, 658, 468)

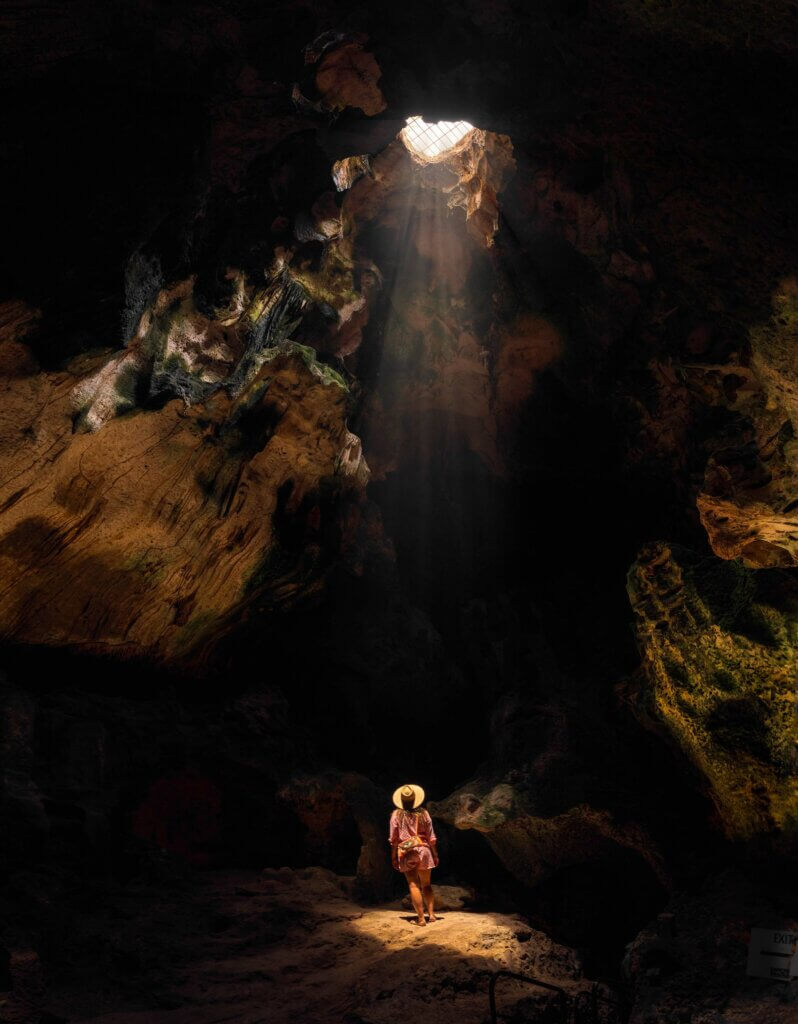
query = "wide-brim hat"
(393, 783, 425, 810)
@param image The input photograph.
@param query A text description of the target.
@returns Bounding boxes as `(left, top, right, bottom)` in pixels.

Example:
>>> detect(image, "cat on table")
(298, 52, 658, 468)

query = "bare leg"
(406, 869, 426, 925)
(418, 868, 436, 922)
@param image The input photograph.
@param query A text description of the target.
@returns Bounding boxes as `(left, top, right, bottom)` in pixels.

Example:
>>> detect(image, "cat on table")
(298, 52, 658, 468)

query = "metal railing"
(572, 982, 629, 1023)
(488, 971, 570, 1023)
(488, 970, 632, 1024)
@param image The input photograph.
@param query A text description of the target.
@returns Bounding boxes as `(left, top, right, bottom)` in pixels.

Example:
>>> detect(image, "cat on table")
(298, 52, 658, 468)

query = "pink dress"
(389, 808, 437, 872)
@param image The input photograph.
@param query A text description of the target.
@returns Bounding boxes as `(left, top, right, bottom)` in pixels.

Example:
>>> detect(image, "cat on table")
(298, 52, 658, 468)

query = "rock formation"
(627, 542, 798, 841)
(0, 341, 364, 663)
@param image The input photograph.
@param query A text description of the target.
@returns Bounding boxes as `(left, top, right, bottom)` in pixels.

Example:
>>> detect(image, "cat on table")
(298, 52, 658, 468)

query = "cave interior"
(0, 2, 797, 1022)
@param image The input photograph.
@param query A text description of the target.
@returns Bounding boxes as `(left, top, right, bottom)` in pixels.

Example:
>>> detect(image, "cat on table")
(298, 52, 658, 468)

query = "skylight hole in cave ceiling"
(401, 115, 476, 162)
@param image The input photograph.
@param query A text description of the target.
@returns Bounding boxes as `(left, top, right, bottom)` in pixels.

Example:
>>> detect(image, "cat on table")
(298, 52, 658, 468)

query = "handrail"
(488, 970, 569, 1024)
(573, 989, 593, 1020)
(590, 977, 633, 1023)
(488, 970, 633, 1024)
(571, 978, 633, 1023)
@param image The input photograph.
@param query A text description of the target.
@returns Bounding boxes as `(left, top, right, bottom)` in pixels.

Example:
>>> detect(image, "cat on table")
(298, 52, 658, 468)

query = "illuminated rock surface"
(315, 41, 387, 116)
(432, 782, 666, 890)
(0, 346, 363, 664)
(697, 279, 798, 568)
(627, 543, 798, 840)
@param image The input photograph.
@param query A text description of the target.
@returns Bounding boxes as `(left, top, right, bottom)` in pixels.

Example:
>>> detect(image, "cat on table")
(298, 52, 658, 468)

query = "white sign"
(747, 928, 798, 981)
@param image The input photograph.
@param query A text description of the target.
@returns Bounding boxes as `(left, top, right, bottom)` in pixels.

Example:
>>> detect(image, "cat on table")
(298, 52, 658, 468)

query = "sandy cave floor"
(29, 866, 588, 1024)
(6, 866, 797, 1024)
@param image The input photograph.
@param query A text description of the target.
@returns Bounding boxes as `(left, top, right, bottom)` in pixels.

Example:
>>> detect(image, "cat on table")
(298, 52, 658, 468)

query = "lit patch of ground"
(41, 867, 584, 1024)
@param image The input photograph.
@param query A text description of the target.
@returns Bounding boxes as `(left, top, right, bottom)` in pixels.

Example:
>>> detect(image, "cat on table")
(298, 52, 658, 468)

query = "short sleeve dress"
(389, 808, 437, 872)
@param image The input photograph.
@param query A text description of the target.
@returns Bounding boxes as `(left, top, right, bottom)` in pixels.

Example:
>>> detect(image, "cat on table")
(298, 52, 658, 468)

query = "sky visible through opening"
(402, 116, 475, 160)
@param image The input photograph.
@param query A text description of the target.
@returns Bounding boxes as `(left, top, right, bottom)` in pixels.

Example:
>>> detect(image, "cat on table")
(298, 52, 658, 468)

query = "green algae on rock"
(627, 542, 798, 840)
(69, 256, 355, 433)
(254, 341, 348, 391)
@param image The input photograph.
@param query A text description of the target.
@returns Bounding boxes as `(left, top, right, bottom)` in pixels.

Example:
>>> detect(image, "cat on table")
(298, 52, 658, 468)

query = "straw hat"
(392, 783, 425, 810)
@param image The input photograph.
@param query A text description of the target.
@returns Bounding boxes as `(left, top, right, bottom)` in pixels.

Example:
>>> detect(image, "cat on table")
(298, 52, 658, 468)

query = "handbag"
(398, 834, 425, 855)
(397, 814, 428, 870)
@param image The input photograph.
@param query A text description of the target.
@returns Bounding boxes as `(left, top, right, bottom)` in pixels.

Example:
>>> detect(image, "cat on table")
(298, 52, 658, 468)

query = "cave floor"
(6, 864, 797, 1023)
(34, 866, 586, 1024)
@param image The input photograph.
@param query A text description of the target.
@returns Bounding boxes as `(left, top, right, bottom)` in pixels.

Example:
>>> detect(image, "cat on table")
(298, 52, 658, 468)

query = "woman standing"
(389, 783, 439, 926)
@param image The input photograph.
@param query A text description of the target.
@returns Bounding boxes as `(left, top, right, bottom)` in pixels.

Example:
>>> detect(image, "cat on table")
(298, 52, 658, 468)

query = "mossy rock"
(628, 542, 798, 839)
(257, 341, 348, 391)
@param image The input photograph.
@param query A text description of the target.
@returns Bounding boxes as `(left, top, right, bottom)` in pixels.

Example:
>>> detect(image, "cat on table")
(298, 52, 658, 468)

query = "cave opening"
(401, 115, 477, 161)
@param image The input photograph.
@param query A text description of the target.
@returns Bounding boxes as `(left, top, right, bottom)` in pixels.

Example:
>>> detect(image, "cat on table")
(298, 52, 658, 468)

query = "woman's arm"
(425, 811, 439, 866)
(389, 811, 400, 869)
